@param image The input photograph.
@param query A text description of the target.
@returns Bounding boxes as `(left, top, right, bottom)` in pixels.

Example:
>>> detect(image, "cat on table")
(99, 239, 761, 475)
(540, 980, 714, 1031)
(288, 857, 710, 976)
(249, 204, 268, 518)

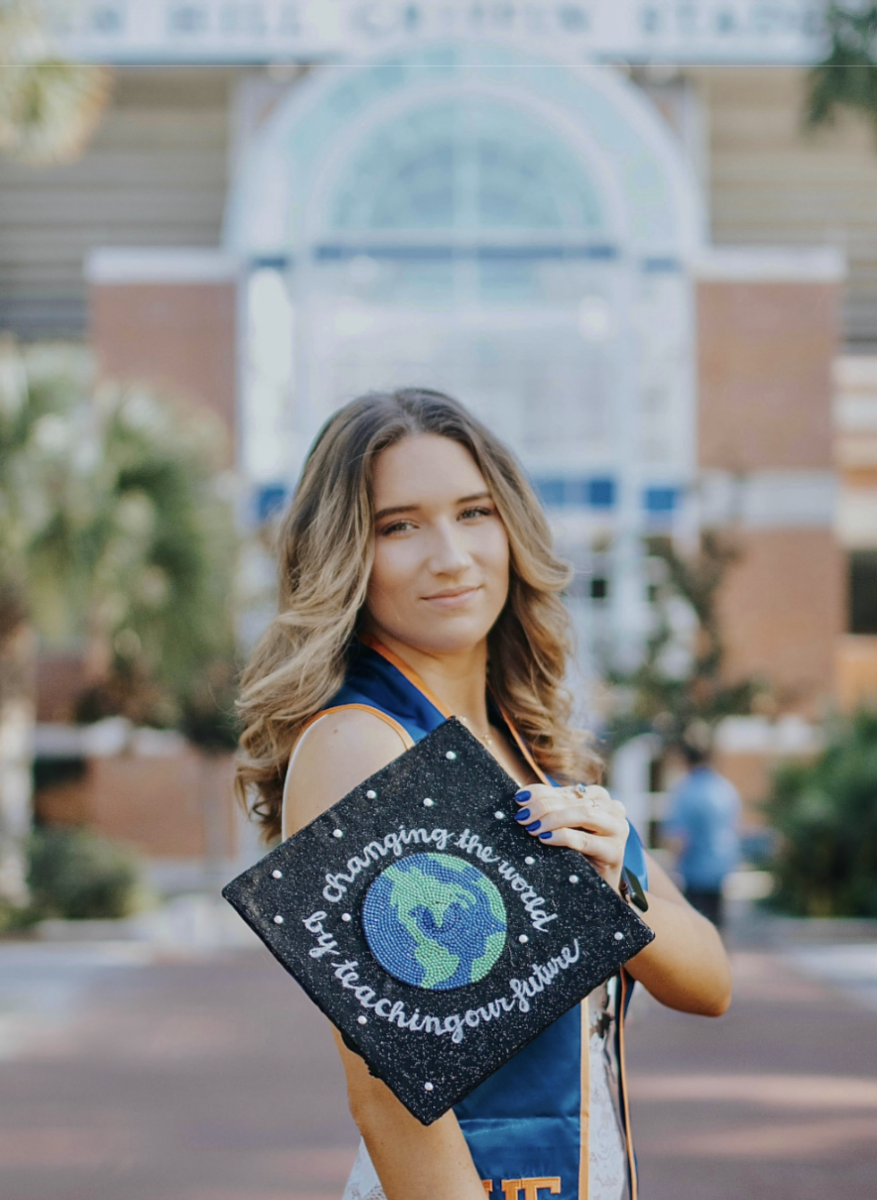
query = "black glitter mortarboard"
(223, 719, 654, 1124)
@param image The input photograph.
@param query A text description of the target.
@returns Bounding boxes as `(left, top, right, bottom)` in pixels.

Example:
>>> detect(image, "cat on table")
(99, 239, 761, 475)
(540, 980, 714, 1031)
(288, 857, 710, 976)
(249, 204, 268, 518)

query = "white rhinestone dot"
(424, 1081, 434, 1091)
(333, 829, 344, 839)
(357, 1015, 367, 1025)
(341, 913, 352, 922)
(525, 856, 535, 865)
(423, 798, 434, 807)
(445, 751, 456, 760)
(494, 811, 505, 820)
(518, 934, 529, 944)
(366, 790, 377, 799)
(614, 931, 624, 941)
(569, 874, 580, 884)
(272, 869, 283, 879)
(273, 915, 284, 925)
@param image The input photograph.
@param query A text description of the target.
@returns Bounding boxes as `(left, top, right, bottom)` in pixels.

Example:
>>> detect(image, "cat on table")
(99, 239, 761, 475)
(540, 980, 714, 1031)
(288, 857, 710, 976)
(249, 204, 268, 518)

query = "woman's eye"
(380, 520, 415, 536)
(459, 506, 493, 520)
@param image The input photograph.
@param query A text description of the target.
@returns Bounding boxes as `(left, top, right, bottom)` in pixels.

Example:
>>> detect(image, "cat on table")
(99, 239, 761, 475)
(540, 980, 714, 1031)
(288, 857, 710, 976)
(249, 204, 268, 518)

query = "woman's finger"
(513, 785, 629, 892)
(575, 785, 613, 808)
(513, 791, 627, 831)
(513, 785, 554, 810)
(542, 826, 625, 868)
(516, 804, 626, 838)
(514, 785, 626, 822)
(511, 788, 559, 825)
(574, 786, 629, 823)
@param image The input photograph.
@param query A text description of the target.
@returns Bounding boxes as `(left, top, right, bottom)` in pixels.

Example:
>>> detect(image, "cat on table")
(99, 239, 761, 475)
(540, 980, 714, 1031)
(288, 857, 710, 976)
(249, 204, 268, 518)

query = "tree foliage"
(27, 825, 142, 920)
(0, 341, 240, 735)
(606, 532, 765, 754)
(806, 3, 877, 136)
(0, 1, 111, 164)
(766, 710, 877, 917)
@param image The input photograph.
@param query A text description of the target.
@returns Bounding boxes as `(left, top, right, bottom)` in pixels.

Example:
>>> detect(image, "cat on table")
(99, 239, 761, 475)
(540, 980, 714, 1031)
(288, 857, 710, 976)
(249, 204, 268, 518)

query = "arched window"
(327, 99, 604, 235)
(230, 48, 702, 682)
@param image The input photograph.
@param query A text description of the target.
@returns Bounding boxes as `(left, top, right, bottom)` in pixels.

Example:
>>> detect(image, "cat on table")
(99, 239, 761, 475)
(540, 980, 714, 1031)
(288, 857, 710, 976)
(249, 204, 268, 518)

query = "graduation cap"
(223, 718, 654, 1124)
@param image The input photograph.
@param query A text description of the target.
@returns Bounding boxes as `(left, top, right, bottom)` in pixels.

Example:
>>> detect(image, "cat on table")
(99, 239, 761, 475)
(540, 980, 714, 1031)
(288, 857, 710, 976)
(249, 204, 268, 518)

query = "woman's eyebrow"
(374, 492, 491, 522)
(374, 503, 418, 521)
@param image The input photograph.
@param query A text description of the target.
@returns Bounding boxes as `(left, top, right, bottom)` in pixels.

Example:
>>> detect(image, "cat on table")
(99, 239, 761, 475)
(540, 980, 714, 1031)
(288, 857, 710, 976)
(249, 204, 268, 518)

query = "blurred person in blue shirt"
(664, 732, 741, 930)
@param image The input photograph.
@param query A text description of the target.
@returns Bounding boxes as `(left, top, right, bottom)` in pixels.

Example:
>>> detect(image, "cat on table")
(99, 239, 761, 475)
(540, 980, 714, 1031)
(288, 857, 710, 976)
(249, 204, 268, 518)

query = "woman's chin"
(387, 616, 496, 658)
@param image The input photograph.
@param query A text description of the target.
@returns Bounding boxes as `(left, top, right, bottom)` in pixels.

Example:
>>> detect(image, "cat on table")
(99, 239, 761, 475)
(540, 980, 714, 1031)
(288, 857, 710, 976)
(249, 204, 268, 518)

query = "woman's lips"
(422, 586, 481, 609)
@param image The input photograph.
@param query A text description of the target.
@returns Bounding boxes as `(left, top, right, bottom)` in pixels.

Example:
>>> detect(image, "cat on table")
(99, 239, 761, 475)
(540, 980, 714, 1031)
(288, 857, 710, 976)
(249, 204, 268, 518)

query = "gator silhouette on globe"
(362, 852, 508, 990)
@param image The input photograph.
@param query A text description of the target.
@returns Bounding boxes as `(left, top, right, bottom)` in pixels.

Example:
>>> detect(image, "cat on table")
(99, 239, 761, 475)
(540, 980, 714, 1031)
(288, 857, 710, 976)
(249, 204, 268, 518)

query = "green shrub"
(27, 827, 142, 921)
(765, 709, 877, 917)
(0, 898, 42, 934)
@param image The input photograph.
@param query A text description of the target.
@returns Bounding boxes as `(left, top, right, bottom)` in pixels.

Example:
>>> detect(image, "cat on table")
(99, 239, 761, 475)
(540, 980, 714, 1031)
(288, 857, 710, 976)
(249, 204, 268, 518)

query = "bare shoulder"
(282, 708, 409, 838)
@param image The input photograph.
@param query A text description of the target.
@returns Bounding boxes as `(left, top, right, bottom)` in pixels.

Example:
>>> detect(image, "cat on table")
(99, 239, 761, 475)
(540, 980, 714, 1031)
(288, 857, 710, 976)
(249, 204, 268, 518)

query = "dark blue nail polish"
(515, 790, 531, 803)
(526, 820, 541, 832)
(539, 831, 552, 840)
(514, 808, 531, 822)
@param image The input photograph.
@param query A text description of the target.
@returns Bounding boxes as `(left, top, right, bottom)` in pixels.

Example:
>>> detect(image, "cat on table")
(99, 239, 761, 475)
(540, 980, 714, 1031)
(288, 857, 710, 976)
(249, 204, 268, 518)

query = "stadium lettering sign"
(45, 0, 826, 64)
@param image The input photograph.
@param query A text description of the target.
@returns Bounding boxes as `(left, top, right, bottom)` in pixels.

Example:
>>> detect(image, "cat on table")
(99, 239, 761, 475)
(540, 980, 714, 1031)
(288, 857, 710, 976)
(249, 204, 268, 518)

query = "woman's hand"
(514, 784, 629, 893)
(514, 786, 733, 1016)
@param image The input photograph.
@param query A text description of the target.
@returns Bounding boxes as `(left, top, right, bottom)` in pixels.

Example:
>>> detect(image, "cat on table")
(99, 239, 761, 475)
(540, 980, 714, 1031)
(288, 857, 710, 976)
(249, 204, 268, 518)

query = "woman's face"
(365, 433, 510, 657)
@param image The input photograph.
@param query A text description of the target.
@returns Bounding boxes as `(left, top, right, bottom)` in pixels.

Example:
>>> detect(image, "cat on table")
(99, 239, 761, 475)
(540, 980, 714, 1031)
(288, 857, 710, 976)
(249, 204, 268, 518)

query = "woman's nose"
(429, 522, 472, 574)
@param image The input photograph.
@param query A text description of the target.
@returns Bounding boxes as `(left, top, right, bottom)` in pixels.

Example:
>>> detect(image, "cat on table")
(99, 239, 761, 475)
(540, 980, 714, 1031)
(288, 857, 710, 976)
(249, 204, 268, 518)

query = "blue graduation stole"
(320, 636, 647, 1200)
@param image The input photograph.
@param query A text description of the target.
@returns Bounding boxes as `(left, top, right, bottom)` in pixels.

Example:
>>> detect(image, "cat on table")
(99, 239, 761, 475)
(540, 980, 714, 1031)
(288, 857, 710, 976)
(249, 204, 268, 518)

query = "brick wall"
(89, 750, 238, 859)
(36, 750, 239, 860)
(697, 278, 837, 472)
(836, 635, 877, 712)
(91, 279, 238, 438)
(696, 265, 843, 711)
(717, 528, 846, 711)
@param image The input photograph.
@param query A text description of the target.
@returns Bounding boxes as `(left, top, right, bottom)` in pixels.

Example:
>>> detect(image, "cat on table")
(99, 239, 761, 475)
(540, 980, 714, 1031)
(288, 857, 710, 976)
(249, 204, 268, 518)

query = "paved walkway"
(627, 948, 877, 1199)
(3, 928, 877, 1200)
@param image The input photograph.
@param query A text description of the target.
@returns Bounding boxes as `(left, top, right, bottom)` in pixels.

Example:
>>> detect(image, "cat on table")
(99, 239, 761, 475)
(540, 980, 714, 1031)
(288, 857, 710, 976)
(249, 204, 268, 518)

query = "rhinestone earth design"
(362, 852, 507, 991)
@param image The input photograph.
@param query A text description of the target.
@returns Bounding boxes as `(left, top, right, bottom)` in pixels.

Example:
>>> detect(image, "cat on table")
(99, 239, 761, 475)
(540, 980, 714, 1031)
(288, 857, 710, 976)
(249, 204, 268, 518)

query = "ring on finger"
(575, 782, 599, 809)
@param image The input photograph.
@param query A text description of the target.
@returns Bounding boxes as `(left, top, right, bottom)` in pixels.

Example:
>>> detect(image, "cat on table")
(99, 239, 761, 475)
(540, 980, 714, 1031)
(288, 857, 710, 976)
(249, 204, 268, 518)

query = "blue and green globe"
(362, 853, 507, 991)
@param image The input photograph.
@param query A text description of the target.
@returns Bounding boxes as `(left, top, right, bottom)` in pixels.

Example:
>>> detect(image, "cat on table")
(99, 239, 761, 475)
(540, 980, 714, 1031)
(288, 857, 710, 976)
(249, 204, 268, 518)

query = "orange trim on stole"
(578, 1000, 591, 1200)
(359, 634, 454, 718)
(298, 703, 414, 750)
(361, 636, 551, 785)
(357, 638, 593, 1194)
(618, 970, 638, 1200)
(489, 695, 551, 787)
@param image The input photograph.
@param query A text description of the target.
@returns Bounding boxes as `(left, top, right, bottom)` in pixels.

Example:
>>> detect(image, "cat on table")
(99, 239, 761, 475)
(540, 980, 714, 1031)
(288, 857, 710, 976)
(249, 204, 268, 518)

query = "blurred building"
(4, 1, 876, 836)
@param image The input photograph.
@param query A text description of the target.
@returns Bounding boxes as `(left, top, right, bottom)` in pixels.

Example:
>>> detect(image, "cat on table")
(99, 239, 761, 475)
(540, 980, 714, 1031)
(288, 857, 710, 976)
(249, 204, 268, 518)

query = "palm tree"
(806, 4, 877, 135)
(0, 580, 35, 904)
(606, 532, 766, 759)
(0, 339, 69, 903)
(0, 5, 122, 909)
(0, 342, 239, 907)
(0, 0, 111, 164)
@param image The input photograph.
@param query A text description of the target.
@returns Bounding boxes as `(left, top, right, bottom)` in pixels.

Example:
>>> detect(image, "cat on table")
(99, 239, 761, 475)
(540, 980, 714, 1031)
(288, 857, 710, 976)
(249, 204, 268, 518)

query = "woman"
(237, 388, 732, 1200)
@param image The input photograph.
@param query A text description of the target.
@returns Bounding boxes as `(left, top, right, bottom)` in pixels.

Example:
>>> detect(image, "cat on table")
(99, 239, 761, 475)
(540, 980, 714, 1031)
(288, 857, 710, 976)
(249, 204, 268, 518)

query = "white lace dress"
(341, 985, 627, 1200)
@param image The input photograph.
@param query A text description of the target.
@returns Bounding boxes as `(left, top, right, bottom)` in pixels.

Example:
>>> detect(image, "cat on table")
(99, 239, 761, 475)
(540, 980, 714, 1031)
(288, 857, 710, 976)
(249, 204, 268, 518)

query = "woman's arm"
(622, 852, 732, 1016)
(335, 1031, 487, 1200)
(512, 785, 732, 1018)
(283, 711, 489, 1200)
(282, 708, 409, 836)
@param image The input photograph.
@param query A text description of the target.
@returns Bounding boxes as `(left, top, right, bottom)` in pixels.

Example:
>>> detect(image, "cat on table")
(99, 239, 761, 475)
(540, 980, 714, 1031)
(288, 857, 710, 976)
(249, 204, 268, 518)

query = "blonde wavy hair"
(236, 388, 602, 840)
